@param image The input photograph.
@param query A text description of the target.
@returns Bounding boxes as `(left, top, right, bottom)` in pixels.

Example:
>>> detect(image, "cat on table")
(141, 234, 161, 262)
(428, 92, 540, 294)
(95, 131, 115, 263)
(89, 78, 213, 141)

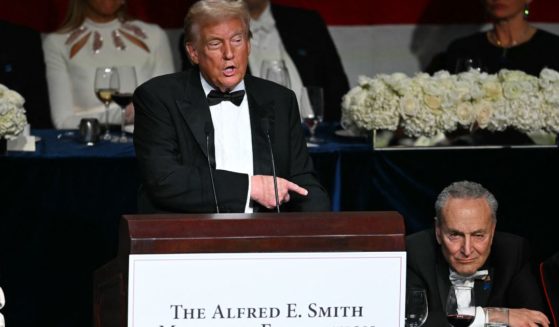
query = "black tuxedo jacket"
(179, 4, 349, 122)
(406, 229, 547, 327)
(133, 67, 330, 213)
(0, 21, 52, 128)
(270, 4, 349, 122)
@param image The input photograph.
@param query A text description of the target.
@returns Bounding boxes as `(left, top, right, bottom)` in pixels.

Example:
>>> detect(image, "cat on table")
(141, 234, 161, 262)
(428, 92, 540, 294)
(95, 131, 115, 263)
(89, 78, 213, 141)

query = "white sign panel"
(128, 252, 406, 327)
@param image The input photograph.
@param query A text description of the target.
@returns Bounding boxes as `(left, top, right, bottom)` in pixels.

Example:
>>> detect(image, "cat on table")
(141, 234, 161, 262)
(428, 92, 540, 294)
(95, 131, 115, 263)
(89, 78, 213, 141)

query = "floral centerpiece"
(341, 68, 559, 142)
(0, 84, 27, 139)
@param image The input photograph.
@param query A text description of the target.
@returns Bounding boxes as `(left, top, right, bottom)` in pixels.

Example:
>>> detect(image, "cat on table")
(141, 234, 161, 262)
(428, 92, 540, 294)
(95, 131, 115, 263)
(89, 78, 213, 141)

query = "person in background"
(428, 0, 559, 76)
(134, 0, 329, 213)
(0, 286, 4, 327)
(406, 180, 549, 327)
(179, 0, 350, 122)
(425, 0, 559, 145)
(43, 0, 175, 129)
(0, 20, 52, 128)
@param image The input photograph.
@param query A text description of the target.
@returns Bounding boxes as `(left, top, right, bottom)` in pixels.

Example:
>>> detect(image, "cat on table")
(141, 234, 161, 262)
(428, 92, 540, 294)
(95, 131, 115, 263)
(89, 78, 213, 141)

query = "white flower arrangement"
(0, 84, 27, 138)
(341, 69, 559, 138)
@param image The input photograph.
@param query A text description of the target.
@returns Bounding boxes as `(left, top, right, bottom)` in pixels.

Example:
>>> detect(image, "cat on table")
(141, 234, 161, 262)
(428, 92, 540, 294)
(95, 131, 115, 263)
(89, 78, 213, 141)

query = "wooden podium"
(93, 211, 405, 327)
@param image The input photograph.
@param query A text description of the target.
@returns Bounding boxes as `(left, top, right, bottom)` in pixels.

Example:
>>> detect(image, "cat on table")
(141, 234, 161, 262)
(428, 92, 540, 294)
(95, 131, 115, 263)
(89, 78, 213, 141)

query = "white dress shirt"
(248, 3, 313, 118)
(449, 268, 486, 326)
(201, 76, 253, 213)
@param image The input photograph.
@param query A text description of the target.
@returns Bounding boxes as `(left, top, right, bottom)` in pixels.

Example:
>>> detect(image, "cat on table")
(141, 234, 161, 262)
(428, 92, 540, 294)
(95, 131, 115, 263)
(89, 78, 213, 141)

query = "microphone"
(204, 122, 220, 213)
(261, 118, 280, 213)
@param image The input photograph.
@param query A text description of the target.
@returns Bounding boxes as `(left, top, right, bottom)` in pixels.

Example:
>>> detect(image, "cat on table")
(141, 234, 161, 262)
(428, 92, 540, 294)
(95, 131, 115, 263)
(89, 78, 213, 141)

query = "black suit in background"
(133, 67, 330, 213)
(0, 21, 52, 128)
(407, 229, 547, 327)
(179, 4, 350, 122)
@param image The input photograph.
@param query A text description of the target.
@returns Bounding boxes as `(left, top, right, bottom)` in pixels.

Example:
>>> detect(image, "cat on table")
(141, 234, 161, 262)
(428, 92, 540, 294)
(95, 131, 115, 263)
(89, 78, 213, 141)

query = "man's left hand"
(250, 175, 308, 209)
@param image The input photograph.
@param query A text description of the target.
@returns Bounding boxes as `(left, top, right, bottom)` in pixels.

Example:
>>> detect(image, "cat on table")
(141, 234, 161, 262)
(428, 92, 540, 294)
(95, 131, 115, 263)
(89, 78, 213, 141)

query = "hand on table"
(509, 308, 549, 327)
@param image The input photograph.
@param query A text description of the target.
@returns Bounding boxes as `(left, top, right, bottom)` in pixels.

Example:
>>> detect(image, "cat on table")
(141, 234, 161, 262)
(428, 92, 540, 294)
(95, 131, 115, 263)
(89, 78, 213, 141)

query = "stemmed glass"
(405, 288, 428, 327)
(261, 59, 291, 88)
(301, 86, 324, 143)
(446, 285, 476, 327)
(111, 66, 137, 143)
(94, 67, 118, 141)
(454, 57, 482, 74)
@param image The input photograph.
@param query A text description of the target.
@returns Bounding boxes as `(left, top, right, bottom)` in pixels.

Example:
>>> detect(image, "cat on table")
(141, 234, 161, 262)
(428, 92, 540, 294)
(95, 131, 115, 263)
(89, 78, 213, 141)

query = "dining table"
(1, 126, 558, 327)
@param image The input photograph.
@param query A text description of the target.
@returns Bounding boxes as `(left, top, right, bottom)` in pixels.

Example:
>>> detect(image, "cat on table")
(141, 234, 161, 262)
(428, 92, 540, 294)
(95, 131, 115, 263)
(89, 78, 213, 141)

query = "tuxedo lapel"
(245, 76, 276, 176)
(175, 68, 213, 162)
(436, 251, 451, 309)
(271, 5, 306, 63)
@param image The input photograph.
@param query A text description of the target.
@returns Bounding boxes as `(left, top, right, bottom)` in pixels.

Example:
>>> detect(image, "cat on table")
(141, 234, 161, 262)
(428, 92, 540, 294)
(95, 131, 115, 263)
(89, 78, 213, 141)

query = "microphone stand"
(262, 119, 280, 213)
(204, 122, 220, 213)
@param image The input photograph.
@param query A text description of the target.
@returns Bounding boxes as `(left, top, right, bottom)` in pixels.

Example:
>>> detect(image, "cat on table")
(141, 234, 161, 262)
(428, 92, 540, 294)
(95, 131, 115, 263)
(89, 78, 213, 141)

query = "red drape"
(2, 0, 559, 32)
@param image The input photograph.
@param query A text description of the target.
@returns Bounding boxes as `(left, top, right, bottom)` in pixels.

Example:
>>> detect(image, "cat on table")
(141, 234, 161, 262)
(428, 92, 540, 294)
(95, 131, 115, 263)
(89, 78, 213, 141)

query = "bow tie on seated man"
(405, 181, 551, 327)
(449, 269, 489, 287)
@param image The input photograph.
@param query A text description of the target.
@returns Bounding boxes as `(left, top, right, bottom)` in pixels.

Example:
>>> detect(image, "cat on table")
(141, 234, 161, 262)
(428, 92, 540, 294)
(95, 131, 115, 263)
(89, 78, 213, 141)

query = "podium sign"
(93, 212, 406, 327)
(128, 251, 406, 327)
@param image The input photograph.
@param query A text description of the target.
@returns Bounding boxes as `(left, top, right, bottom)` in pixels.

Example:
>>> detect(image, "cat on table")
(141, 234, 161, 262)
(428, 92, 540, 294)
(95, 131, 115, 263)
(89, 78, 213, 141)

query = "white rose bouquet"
(0, 84, 27, 138)
(341, 68, 559, 138)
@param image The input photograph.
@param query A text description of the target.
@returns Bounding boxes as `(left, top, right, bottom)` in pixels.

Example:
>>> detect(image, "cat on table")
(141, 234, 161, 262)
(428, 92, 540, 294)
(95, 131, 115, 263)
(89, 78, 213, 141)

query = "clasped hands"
(250, 175, 308, 209)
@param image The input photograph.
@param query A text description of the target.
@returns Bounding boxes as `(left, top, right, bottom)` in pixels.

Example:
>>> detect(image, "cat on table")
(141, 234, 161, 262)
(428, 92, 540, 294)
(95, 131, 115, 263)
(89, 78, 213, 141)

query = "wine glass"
(301, 86, 324, 143)
(112, 66, 137, 143)
(94, 67, 118, 141)
(260, 59, 291, 88)
(446, 285, 476, 327)
(454, 57, 482, 74)
(405, 288, 428, 327)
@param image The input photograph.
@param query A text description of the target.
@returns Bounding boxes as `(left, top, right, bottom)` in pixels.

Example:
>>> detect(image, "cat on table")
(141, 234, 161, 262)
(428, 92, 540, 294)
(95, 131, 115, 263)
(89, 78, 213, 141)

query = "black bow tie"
(207, 89, 245, 106)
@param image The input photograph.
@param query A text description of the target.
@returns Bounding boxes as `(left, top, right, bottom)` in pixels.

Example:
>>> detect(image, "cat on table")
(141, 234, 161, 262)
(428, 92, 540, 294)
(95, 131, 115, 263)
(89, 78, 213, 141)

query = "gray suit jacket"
(133, 67, 329, 213)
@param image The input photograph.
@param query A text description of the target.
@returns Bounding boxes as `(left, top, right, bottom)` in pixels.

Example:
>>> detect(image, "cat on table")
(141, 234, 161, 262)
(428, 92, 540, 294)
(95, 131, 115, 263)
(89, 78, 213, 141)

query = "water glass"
(260, 59, 291, 88)
(405, 288, 428, 327)
(301, 86, 324, 143)
(484, 307, 509, 327)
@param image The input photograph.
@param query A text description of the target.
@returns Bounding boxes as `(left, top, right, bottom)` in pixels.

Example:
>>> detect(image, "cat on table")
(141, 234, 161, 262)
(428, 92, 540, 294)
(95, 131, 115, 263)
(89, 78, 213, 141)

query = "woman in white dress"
(43, 0, 175, 129)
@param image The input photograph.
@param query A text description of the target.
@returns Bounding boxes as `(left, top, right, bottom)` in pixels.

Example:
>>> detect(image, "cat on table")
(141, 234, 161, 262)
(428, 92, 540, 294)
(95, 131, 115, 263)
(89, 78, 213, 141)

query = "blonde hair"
(183, 0, 251, 45)
(58, 0, 130, 33)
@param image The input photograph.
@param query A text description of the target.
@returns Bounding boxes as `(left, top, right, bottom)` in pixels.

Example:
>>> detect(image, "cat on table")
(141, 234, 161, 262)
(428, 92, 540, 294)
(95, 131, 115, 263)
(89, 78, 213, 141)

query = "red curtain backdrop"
(2, 0, 559, 32)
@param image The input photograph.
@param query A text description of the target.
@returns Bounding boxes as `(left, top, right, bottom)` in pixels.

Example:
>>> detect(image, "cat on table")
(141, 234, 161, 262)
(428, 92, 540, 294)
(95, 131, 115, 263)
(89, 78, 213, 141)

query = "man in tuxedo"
(407, 181, 549, 327)
(0, 20, 52, 128)
(133, 0, 329, 214)
(179, 0, 349, 122)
